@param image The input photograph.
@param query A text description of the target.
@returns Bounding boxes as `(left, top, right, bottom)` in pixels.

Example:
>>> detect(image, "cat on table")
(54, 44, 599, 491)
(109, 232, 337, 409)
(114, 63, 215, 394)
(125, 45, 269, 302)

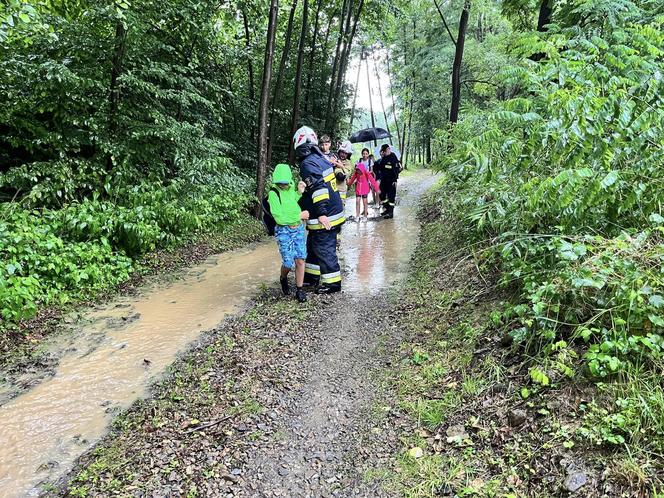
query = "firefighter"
(375, 144, 401, 218)
(293, 126, 346, 294)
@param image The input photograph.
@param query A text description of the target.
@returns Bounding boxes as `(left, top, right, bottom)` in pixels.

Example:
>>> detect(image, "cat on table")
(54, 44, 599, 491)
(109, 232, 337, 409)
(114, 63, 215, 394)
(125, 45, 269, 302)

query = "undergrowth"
(382, 185, 664, 497)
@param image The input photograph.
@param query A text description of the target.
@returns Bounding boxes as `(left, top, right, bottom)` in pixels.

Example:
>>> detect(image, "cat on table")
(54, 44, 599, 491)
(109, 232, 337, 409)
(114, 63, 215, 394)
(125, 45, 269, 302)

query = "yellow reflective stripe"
(305, 267, 321, 276)
(321, 271, 342, 284)
(340, 192, 347, 200)
(324, 173, 335, 183)
(313, 193, 330, 203)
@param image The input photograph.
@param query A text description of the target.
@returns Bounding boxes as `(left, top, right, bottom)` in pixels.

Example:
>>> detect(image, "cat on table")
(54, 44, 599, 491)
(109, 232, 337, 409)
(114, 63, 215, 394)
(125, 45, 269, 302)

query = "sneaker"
(361, 215, 368, 222)
(295, 288, 307, 303)
(317, 283, 341, 294)
(280, 276, 290, 295)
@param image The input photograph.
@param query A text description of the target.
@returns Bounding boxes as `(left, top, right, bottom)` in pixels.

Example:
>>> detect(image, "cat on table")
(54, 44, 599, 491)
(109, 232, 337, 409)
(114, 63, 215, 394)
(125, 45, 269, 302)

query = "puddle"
(0, 171, 436, 497)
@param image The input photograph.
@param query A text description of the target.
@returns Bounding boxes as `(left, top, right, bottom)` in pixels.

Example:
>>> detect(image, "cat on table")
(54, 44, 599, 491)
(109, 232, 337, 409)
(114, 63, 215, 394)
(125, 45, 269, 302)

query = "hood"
(295, 143, 320, 163)
(272, 163, 293, 185)
(355, 162, 367, 174)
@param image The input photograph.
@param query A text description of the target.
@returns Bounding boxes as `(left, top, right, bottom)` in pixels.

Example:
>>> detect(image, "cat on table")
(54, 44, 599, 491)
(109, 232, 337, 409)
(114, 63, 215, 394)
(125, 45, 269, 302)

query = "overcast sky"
(346, 49, 392, 115)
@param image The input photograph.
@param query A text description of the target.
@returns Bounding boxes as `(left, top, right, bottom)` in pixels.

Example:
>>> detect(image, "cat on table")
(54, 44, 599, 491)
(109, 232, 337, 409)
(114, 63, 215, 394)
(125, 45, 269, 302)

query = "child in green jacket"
(268, 163, 309, 303)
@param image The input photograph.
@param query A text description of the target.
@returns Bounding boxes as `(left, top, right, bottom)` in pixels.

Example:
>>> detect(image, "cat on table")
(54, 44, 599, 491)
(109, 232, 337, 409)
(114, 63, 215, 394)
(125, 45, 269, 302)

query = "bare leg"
(363, 197, 369, 217)
(295, 259, 305, 287)
(355, 196, 361, 219)
(281, 266, 290, 278)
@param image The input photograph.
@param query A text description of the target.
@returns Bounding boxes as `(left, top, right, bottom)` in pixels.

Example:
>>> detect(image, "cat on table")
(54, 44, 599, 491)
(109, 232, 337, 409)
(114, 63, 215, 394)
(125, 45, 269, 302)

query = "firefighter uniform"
(297, 145, 346, 290)
(375, 152, 401, 218)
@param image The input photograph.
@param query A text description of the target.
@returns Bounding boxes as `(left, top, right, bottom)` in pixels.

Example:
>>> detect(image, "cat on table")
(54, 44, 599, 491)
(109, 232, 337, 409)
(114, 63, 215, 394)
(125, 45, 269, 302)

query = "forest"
(1, 0, 663, 495)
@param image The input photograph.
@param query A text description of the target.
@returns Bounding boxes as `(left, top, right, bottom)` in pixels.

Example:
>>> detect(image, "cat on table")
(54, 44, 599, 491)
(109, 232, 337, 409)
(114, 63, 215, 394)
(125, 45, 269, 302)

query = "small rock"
(563, 471, 588, 493)
(278, 467, 289, 477)
(408, 447, 424, 458)
(445, 425, 469, 444)
(508, 409, 527, 427)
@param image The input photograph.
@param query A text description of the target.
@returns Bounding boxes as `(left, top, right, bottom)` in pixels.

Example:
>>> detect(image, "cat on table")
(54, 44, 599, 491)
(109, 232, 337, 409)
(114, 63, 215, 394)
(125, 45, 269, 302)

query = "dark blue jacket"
(375, 152, 401, 183)
(297, 145, 346, 230)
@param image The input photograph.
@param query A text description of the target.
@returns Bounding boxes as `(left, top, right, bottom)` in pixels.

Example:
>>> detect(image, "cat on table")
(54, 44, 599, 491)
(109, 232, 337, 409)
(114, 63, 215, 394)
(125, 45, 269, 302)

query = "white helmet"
(293, 126, 318, 150)
(339, 140, 353, 154)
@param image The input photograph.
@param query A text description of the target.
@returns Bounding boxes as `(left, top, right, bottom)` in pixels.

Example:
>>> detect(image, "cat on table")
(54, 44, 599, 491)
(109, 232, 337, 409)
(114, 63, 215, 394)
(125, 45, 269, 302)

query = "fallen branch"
(185, 414, 234, 434)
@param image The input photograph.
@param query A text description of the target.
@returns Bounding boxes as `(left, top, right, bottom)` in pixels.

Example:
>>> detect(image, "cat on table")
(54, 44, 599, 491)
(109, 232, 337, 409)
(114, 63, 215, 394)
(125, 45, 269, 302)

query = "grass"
(369, 182, 664, 496)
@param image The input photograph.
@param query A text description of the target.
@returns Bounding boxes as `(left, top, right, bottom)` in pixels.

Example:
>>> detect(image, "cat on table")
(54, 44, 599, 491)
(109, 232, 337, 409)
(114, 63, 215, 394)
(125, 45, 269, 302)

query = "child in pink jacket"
(347, 158, 380, 222)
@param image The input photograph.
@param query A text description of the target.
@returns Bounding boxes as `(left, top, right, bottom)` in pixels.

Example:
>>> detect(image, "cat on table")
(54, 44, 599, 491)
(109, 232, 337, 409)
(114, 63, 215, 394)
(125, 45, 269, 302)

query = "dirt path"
(47, 171, 436, 497)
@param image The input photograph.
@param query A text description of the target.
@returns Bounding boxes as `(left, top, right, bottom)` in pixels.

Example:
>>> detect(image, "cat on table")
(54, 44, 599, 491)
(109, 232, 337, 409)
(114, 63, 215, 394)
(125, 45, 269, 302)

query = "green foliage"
(0, 158, 253, 329)
(436, 4, 664, 378)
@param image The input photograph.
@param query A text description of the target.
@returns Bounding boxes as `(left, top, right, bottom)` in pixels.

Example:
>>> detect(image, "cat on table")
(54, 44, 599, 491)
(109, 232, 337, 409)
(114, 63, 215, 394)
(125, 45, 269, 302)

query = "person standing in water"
(267, 164, 309, 303)
(347, 151, 380, 222)
(293, 126, 346, 294)
(335, 141, 353, 206)
(374, 143, 401, 219)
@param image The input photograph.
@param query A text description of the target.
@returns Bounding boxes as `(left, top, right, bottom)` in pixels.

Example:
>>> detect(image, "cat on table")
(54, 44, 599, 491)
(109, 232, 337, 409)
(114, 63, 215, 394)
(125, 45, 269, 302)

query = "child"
(368, 153, 380, 207)
(268, 163, 309, 303)
(347, 156, 380, 222)
(335, 141, 354, 205)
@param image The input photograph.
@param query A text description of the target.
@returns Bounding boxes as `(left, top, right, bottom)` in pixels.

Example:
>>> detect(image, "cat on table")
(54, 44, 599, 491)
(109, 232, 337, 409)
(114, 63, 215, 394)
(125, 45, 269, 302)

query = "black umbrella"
(349, 127, 392, 144)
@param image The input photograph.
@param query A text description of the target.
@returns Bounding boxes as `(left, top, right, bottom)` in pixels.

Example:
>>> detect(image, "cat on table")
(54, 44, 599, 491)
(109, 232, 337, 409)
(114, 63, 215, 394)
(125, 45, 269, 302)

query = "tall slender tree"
(450, 0, 471, 124)
(254, 0, 279, 217)
(303, 0, 324, 115)
(107, 19, 126, 171)
(241, 9, 256, 142)
(385, 50, 402, 152)
(288, 0, 310, 164)
(372, 51, 392, 145)
(267, 0, 298, 165)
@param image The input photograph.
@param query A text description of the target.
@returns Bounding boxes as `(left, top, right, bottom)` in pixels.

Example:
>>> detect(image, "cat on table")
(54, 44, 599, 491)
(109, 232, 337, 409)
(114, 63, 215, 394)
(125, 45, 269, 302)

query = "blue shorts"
(275, 224, 307, 269)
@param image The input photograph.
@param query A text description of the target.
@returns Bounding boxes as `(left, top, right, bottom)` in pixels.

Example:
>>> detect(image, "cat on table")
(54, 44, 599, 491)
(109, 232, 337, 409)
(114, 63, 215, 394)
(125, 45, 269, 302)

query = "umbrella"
(349, 127, 392, 144)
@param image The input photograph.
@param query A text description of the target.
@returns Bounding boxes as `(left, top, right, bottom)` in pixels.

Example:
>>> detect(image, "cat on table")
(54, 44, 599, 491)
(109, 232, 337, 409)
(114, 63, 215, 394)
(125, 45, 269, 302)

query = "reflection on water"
(0, 172, 434, 498)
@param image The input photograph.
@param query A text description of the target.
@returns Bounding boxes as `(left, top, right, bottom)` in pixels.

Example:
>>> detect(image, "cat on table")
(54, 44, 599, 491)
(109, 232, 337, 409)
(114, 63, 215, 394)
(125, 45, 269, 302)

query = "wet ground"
(0, 170, 436, 498)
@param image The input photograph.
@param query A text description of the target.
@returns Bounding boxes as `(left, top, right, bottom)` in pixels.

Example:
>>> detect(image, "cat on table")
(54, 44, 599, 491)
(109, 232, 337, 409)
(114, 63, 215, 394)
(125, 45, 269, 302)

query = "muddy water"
(0, 171, 435, 497)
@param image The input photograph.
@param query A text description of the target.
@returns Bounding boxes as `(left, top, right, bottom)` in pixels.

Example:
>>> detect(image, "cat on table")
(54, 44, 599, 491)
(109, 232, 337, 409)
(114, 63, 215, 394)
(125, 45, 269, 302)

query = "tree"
(254, 0, 279, 217)
(267, 0, 298, 166)
(450, 0, 470, 124)
(288, 0, 310, 164)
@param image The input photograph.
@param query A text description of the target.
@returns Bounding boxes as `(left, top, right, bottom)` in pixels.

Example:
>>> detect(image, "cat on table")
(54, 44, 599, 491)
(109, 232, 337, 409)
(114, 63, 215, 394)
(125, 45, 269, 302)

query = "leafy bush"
(436, 8, 664, 375)
(0, 158, 254, 329)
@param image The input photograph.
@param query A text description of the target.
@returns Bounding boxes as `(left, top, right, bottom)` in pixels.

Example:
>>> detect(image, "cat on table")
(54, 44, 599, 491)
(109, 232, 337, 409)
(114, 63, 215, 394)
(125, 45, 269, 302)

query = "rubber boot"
(317, 282, 341, 294)
(295, 287, 307, 303)
(280, 276, 290, 295)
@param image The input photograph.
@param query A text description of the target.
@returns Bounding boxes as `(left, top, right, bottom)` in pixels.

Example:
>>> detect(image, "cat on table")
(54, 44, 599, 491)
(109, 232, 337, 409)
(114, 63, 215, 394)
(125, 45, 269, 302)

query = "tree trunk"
(254, 0, 279, 218)
(304, 0, 324, 115)
(107, 19, 126, 171)
(403, 96, 413, 169)
(330, 0, 365, 134)
(365, 54, 377, 147)
(241, 10, 256, 142)
(449, 1, 470, 124)
(386, 51, 402, 153)
(324, 0, 350, 133)
(426, 136, 432, 163)
(349, 48, 363, 129)
(313, 8, 335, 121)
(537, 0, 553, 31)
(267, 0, 298, 166)
(531, 0, 553, 61)
(372, 51, 391, 145)
(288, 0, 310, 164)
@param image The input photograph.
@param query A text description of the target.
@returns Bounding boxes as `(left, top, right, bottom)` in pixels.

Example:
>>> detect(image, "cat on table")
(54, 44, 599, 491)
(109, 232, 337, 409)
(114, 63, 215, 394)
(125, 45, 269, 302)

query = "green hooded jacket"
(268, 163, 302, 226)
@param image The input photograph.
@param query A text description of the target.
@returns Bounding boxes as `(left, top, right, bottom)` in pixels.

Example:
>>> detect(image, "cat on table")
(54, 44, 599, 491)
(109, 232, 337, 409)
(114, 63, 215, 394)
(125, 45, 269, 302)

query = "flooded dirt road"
(0, 170, 436, 498)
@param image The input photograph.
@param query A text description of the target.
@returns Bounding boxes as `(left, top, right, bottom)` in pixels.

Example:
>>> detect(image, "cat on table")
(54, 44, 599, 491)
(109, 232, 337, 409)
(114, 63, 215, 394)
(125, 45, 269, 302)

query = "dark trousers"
(379, 179, 397, 214)
(304, 227, 342, 286)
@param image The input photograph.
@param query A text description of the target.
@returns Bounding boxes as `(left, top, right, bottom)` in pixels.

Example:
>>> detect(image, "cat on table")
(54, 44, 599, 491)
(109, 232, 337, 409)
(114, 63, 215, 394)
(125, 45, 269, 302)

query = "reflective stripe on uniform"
(313, 187, 330, 203)
(305, 263, 321, 275)
(323, 167, 335, 183)
(321, 271, 342, 284)
(306, 211, 346, 230)
(384, 165, 393, 169)
(340, 191, 347, 200)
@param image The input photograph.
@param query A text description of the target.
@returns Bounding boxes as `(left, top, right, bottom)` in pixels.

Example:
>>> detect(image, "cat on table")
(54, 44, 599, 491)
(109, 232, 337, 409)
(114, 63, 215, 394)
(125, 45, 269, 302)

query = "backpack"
(261, 187, 281, 236)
